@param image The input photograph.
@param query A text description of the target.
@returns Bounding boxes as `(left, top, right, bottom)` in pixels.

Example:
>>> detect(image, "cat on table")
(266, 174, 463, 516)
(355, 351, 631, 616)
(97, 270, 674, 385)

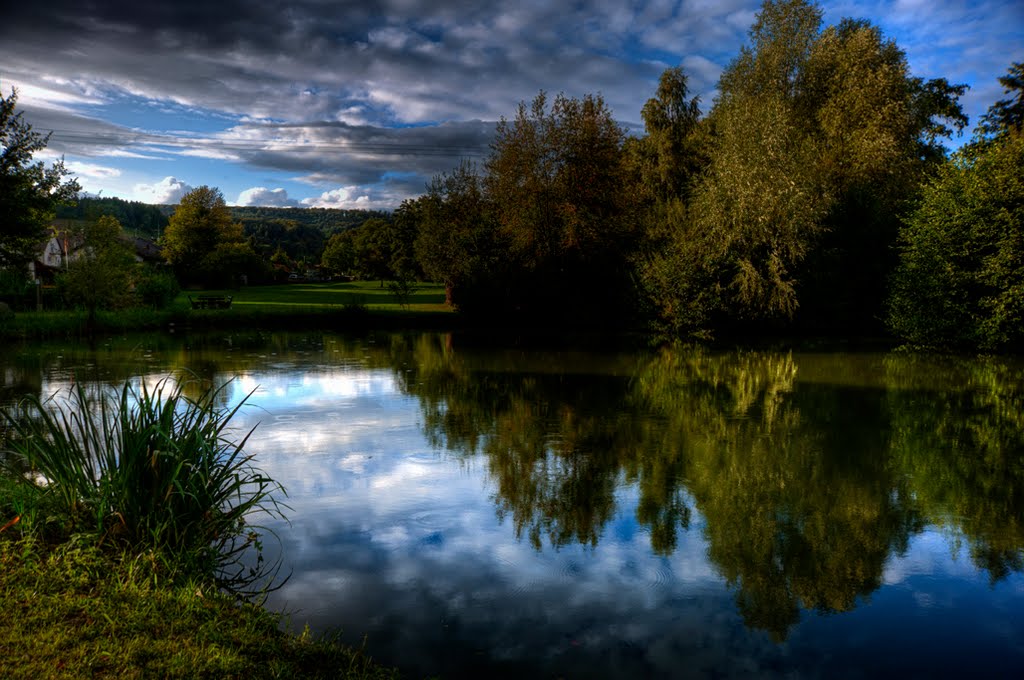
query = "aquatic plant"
(0, 377, 287, 595)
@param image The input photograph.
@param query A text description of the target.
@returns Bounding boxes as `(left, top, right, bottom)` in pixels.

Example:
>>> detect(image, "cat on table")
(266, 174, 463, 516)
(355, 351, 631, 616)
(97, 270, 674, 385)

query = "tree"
(0, 85, 80, 271)
(351, 218, 393, 285)
(979, 62, 1024, 136)
(161, 186, 254, 286)
(484, 91, 640, 324)
(888, 65, 1024, 351)
(58, 215, 135, 330)
(631, 67, 704, 203)
(415, 162, 502, 308)
(642, 0, 966, 336)
(320, 231, 356, 277)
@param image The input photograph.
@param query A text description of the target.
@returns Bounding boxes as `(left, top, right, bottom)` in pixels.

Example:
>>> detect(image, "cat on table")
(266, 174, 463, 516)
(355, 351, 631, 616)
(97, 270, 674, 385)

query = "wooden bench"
(188, 295, 233, 310)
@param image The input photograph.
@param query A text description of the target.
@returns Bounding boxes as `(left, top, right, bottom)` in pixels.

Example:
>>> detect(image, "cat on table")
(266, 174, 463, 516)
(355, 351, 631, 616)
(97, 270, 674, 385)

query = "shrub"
(134, 266, 181, 308)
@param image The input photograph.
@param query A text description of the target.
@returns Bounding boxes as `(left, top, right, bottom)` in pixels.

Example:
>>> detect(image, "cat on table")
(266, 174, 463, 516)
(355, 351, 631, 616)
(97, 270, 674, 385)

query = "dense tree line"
(230, 205, 386, 234)
(56, 197, 169, 240)
(404, 1, 1018, 350)
(3, 1, 1019, 350)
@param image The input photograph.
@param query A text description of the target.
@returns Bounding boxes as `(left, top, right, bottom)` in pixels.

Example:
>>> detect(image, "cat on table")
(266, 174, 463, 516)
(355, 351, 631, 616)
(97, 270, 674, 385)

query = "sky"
(1, 0, 1021, 211)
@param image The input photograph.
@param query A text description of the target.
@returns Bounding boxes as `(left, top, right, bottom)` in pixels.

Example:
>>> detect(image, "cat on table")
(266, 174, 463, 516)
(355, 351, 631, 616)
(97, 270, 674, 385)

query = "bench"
(188, 295, 233, 310)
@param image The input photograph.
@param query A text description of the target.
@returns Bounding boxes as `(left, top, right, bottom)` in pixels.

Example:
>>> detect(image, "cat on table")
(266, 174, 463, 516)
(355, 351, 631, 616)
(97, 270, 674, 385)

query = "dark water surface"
(3, 331, 1023, 678)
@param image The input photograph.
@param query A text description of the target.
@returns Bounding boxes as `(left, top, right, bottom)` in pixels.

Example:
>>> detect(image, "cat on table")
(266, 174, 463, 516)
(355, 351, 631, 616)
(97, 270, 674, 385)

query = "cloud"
(2, 0, 1021, 208)
(235, 187, 299, 207)
(133, 176, 193, 204)
(65, 161, 121, 179)
(302, 186, 397, 211)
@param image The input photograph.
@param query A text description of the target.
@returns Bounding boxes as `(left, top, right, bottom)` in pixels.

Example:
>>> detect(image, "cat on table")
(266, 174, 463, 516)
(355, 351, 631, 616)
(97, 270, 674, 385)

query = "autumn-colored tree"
(641, 0, 966, 336)
(415, 161, 502, 308)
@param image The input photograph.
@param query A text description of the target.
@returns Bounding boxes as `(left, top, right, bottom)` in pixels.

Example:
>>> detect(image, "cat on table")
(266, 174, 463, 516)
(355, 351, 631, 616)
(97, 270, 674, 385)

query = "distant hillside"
(57, 197, 169, 240)
(230, 206, 389, 235)
(58, 197, 388, 240)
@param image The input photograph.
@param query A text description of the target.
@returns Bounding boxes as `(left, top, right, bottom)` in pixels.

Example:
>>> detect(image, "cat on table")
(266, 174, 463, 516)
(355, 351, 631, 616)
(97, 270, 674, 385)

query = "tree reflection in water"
(391, 335, 1024, 641)
(4, 332, 1022, 643)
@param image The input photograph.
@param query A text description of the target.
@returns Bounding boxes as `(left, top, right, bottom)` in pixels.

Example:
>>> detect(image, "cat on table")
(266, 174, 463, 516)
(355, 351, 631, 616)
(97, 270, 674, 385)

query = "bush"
(134, 266, 181, 308)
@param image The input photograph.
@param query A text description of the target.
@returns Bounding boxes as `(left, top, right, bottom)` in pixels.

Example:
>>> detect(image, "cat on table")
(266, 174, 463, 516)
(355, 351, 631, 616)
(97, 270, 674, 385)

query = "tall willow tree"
(644, 0, 966, 337)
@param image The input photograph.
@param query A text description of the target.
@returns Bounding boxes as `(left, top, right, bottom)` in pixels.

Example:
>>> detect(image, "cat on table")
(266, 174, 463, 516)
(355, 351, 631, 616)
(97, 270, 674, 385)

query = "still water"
(3, 331, 1023, 678)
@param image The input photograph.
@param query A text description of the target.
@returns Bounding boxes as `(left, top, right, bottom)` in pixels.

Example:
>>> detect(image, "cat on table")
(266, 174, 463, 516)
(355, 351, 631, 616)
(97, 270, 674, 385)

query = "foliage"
(633, 67, 704, 202)
(887, 129, 1024, 350)
(415, 161, 503, 309)
(351, 218, 394, 284)
(0, 85, 80, 269)
(162, 186, 259, 286)
(978, 61, 1024, 136)
(230, 205, 387, 235)
(57, 215, 137, 328)
(639, 0, 966, 337)
(320, 231, 357, 277)
(484, 91, 641, 325)
(389, 198, 423, 282)
(243, 218, 325, 264)
(133, 266, 181, 309)
(56, 196, 169, 239)
(0, 378, 287, 594)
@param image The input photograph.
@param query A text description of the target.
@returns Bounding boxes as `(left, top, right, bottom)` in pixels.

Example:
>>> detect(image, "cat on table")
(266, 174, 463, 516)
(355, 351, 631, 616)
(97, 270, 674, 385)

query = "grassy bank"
(0, 379, 399, 679)
(0, 281, 456, 340)
(0, 536, 397, 680)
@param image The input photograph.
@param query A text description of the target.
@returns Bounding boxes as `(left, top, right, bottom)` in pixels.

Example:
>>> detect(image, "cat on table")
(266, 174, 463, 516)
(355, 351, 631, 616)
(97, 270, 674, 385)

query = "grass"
(0, 281, 455, 340)
(187, 280, 449, 312)
(0, 378, 399, 679)
(0, 536, 398, 680)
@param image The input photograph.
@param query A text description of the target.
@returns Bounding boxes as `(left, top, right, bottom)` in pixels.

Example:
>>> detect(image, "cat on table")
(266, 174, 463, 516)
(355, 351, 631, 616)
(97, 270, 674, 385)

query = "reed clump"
(0, 377, 286, 595)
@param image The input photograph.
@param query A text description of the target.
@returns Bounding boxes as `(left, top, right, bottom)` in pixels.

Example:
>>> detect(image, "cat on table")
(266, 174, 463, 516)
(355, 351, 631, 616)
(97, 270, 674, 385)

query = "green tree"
(629, 68, 715, 339)
(643, 1, 966, 336)
(485, 91, 640, 325)
(0, 85, 80, 271)
(58, 215, 135, 329)
(632, 67, 705, 203)
(320, 231, 356, 277)
(161, 186, 255, 286)
(415, 162, 502, 308)
(979, 61, 1024, 136)
(351, 217, 393, 285)
(887, 129, 1024, 350)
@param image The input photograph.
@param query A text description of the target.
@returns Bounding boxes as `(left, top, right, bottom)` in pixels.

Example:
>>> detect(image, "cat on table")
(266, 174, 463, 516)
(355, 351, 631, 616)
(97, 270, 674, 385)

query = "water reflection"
(2, 333, 1023, 676)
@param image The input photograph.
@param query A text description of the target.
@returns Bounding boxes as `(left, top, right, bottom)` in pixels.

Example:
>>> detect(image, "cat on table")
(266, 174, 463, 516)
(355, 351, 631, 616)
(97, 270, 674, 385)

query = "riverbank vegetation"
(0, 378, 396, 679)
(2, 1, 1021, 351)
(0, 281, 452, 340)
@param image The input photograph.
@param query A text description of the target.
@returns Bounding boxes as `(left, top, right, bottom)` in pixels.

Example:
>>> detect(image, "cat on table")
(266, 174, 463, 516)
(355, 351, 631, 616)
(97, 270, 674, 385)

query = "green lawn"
(183, 280, 449, 312)
(0, 280, 455, 339)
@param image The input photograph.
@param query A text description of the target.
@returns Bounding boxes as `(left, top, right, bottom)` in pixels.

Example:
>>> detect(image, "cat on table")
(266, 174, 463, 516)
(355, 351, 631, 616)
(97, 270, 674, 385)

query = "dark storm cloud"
(2, 1, 1020, 206)
(0, 0, 740, 126)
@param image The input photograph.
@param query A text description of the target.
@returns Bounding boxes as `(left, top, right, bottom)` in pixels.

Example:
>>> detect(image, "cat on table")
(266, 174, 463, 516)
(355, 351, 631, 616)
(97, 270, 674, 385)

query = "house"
(30, 225, 88, 284)
(30, 225, 164, 281)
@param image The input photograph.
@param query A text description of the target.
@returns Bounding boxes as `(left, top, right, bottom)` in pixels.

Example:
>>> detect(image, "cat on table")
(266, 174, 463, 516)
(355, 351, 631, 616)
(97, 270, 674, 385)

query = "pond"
(2, 331, 1023, 678)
